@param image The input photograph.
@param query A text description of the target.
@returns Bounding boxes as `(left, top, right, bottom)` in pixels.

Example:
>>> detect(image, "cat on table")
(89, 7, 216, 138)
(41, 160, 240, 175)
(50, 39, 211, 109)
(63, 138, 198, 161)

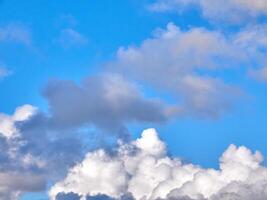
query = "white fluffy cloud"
(109, 23, 242, 118)
(108, 22, 267, 118)
(149, 0, 267, 23)
(0, 104, 37, 139)
(49, 128, 267, 200)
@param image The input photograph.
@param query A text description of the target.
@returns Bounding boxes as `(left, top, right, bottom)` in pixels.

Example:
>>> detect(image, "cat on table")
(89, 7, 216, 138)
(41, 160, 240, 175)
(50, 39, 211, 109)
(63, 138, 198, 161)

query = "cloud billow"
(0, 105, 84, 199)
(43, 74, 174, 133)
(109, 23, 243, 118)
(49, 128, 267, 200)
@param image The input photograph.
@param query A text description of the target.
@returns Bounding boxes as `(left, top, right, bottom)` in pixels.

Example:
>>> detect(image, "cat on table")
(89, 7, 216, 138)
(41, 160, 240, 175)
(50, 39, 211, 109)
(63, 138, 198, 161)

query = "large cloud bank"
(50, 128, 267, 200)
(2, 2, 267, 199)
(1, 20, 267, 200)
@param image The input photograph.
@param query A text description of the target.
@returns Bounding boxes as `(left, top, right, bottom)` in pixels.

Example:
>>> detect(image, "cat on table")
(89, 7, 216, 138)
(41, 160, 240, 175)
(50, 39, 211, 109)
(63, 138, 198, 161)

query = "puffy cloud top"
(49, 129, 267, 200)
(134, 128, 166, 157)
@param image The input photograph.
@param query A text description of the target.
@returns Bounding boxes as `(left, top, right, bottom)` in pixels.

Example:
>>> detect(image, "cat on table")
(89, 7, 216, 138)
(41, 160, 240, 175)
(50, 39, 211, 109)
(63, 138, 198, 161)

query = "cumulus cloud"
(0, 172, 46, 200)
(2, 16, 267, 200)
(43, 74, 175, 133)
(148, 0, 267, 23)
(49, 128, 267, 200)
(0, 105, 47, 199)
(16, 110, 84, 178)
(42, 22, 267, 131)
(0, 104, 37, 139)
(0, 105, 84, 199)
(109, 23, 242, 118)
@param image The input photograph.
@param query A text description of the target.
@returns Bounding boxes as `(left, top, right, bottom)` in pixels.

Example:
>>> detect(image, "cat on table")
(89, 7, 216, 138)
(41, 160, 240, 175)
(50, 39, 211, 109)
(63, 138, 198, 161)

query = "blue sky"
(1, 0, 267, 200)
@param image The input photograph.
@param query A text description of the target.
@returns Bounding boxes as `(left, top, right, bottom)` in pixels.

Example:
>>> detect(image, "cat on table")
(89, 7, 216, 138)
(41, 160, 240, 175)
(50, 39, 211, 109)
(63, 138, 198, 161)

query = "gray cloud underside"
(43, 74, 175, 132)
(0, 105, 84, 199)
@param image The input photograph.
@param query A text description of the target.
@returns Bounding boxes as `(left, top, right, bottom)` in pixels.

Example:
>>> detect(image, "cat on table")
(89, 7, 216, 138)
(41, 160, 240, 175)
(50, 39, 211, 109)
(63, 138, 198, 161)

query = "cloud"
(49, 128, 267, 200)
(0, 172, 46, 199)
(56, 192, 81, 200)
(43, 74, 175, 133)
(233, 24, 267, 83)
(56, 193, 135, 200)
(0, 105, 47, 199)
(0, 104, 37, 139)
(57, 28, 88, 48)
(19, 22, 267, 145)
(148, 0, 195, 13)
(249, 67, 267, 83)
(109, 23, 242, 118)
(0, 105, 84, 199)
(0, 23, 32, 45)
(0, 65, 11, 79)
(2, 20, 267, 200)
(16, 111, 84, 178)
(148, 0, 267, 24)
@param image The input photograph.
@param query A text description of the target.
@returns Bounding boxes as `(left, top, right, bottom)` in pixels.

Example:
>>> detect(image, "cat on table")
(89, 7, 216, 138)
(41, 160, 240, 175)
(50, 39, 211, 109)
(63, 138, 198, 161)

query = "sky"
(1, 0, 267, 200)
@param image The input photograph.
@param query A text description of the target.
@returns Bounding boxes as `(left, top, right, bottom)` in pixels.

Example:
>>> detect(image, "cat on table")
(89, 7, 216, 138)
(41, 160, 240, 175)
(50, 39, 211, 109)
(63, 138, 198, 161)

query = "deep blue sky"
(1, 1, 267, 199)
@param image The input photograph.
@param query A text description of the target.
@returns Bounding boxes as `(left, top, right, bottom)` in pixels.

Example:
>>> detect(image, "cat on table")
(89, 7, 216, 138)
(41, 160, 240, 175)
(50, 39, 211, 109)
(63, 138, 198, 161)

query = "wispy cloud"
(57, 28, 88, 48)
(149, 0, 267, 24)
(0, 64, 12, 79)
(249, 67, 267, 83)
(0, 23, 32, 46)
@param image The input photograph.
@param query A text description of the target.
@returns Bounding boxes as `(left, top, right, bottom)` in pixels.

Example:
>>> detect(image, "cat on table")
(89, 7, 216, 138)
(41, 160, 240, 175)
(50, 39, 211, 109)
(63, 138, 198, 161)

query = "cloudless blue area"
(21, 193, 48, 200)
(0, 1, 267, 199)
